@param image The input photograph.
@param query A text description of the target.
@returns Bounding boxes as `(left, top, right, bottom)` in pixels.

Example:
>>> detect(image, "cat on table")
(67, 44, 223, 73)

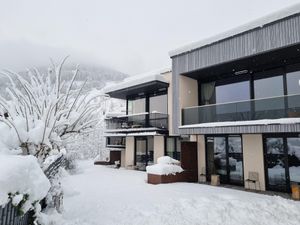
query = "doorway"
(181, 142, 198, 182)
(264, 135, 300, 192)
(206, 135, 244, 185)
(134, 136, 154, 171)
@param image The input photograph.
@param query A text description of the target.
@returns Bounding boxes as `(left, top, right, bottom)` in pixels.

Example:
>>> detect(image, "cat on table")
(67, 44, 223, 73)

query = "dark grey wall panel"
(171, 14, 300, 134)
(179, 123, 300, 135)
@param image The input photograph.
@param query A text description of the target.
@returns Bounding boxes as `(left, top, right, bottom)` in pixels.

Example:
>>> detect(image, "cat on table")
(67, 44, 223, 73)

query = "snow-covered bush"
(146, 156, 184, 175)
(0, 57, 109, 219)
(0, 57, 109, 163)
(0, 154, 50, 217)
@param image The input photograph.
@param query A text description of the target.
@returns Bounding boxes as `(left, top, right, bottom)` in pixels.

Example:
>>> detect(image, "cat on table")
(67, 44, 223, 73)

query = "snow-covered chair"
(245, 171, 261, 191)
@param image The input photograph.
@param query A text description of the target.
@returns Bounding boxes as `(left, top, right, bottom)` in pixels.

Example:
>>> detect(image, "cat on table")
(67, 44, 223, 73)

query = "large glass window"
(107, 137, 125, 146)
(201, 82, 216, 105)
(264, 136, 300, 192)
(287, 138, 300, 183)
(216, 81, 250, 104)
(254, 75, 284, 99)
(254, 76, 285, 118)
(135, 137, 154, 171)
(215, 81, 251, 121)
(265, 137, 286, 192)
(206, 135, 243, 185)
(128, 98, 145, 115)
(135, 137, 147, 170)
(166, 137, 181, 161)
(228, 136, 243, 184)
(287, 71, 300, 95)
(149, 94, 167, 114)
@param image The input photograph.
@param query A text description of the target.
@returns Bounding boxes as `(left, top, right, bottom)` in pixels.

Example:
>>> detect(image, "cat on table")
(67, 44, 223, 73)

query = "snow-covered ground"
(55, 160, 300, 225)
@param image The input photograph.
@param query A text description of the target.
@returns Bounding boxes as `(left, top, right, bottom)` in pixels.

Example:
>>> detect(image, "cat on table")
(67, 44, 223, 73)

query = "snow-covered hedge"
(146, 156, 183, 175)
(0, 154, 50, 211)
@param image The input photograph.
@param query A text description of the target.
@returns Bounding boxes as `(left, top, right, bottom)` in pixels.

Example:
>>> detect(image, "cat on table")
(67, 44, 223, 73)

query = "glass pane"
(201, 82, 216, 105)
(287, 138, 300, 183)
(228, 136, 243, 184)
(266, 138, 287, 191)
(254, 75, 284, 99)
(207, 137, 227, 182)
(254, 76, 284, 118)
(216, 81, 250, 104)
(128, 98, 145, 115)
(135, 138, 147, 170)
(147, 137, 154, 165)
(166, 137, 176, 159)
(287, 71, 300, 95)
(107, 137, 125, 146)
(149, 94, 167, 114)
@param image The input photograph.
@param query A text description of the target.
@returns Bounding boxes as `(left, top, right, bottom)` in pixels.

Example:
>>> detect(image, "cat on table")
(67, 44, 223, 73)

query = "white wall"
(120, 150, 125, 167)
(179, 75, 198, 126)
(154, 136, 165, 163)
(125, 136, 135, 169)
(242, 134, 266, 191)
(197, 135, 206, 181)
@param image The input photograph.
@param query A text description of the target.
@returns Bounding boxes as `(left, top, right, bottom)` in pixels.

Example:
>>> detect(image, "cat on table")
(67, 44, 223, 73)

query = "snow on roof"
(103, 68, 171, 94)
(169, 3, 300, 57)
(179, 118, 300, 129)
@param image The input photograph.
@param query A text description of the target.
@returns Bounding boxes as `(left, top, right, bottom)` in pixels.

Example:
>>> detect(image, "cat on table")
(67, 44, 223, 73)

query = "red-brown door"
(181, 142, 198, 182)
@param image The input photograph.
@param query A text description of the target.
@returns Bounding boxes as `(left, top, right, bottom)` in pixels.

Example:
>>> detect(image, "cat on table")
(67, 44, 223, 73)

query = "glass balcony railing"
(106, 112, 168, 130)
(182, 94, 300, 125)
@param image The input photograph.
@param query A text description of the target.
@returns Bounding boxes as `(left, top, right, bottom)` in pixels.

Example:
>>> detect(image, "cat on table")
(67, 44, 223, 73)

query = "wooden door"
(181, 142, 198, 182)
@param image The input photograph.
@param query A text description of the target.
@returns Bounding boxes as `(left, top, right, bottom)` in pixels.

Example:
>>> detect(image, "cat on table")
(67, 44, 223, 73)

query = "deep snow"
(49, 161, 300, 225)
(0, 155, 50, 207)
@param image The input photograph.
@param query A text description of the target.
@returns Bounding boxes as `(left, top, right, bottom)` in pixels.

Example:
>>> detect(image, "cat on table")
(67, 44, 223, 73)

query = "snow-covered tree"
(0, 56, 109, 163)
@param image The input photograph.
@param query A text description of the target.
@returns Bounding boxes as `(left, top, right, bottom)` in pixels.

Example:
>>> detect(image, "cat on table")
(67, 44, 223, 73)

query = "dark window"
(287, 137, 300, 183)
(166, 137, 181, 161)
(135, 136, 154, 171)
(149, 94, 167, 114)
(107, 137, 125, 147)
(135, 137, 147, 170)
(201, 82, 216, 105)
(264, 135, 300, 192)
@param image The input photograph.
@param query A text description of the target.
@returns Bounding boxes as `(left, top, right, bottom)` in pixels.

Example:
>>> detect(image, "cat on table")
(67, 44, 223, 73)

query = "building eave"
(169, 3, 300, 58)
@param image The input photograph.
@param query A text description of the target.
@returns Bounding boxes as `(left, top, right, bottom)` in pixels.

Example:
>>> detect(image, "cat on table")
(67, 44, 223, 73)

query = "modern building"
(170, 4, 300, 192)
(104, 69, 184, 171)
(105, 4, 300, 193)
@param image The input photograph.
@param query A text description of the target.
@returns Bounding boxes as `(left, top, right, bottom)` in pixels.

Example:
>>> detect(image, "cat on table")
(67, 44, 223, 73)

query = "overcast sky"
(0, 0, 299, 75)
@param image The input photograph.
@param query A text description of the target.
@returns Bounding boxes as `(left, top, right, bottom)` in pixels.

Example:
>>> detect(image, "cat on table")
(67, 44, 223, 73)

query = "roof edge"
(169, 3, 300, 57)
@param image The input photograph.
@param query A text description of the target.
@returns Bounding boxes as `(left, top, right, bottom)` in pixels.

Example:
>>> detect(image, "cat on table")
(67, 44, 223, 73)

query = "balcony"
(182, 94, 300, 125)
(105, 112, 168, 133)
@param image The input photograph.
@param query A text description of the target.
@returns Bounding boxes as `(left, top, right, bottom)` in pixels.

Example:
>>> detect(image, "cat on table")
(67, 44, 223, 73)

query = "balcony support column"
(145, 95, 150, 127)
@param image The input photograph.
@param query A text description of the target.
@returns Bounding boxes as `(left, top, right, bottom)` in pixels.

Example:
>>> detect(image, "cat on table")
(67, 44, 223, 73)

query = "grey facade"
(171, 13, 300, 134)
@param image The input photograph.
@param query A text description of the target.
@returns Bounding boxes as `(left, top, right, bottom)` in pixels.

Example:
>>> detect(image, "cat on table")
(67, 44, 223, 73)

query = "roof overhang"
(183, 43, 300, 81)
(169, 3, 300, 57)
(105, 80, 169, 99)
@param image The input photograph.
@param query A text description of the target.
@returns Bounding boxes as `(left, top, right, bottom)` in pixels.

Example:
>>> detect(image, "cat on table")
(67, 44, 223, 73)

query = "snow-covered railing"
(105, 112, 168, 130)
(0, 201, 32, 225)
(182, 94, 300, 125)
